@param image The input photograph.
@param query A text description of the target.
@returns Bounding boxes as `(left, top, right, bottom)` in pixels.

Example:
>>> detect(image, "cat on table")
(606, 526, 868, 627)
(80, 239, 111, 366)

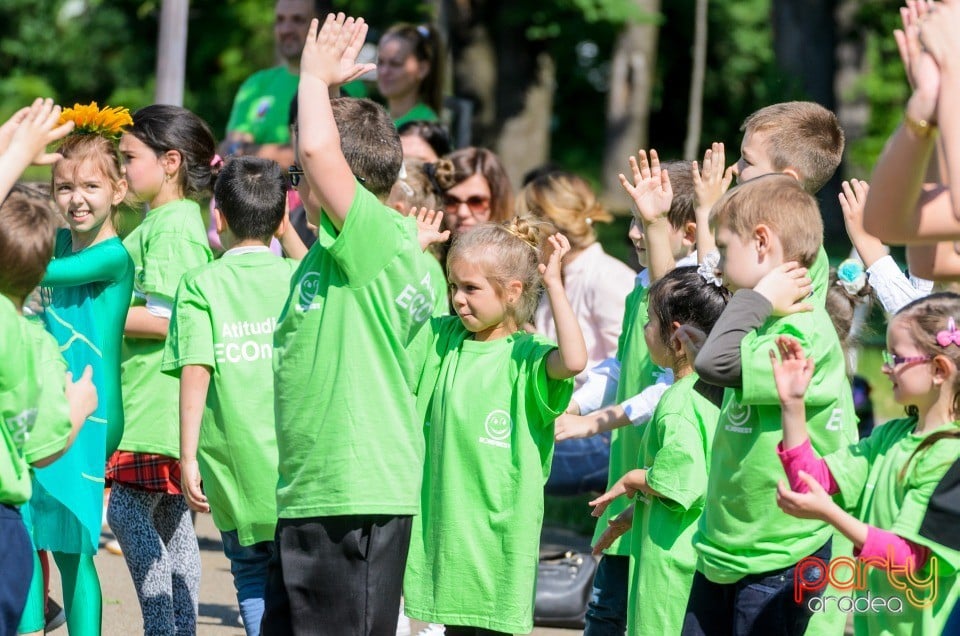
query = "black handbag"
(534, 544, 599, 628)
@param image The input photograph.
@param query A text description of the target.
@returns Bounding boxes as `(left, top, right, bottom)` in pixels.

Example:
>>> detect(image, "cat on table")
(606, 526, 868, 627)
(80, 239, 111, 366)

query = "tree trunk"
(155, 0, 189, 106)
(772, 0, 843, 242)
(683, 0, 708, 161)
(601, 0, 661, 211)
(444, 0, 553, 188)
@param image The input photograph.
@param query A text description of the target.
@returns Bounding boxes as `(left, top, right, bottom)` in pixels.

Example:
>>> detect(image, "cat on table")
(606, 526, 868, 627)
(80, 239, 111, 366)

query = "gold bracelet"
(904, 113, 937, 140)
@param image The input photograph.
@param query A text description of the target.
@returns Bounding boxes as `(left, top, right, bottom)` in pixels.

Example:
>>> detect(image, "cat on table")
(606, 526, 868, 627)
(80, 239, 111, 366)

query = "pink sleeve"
(776, 438, 839, 494)
(856, 526, 931, 568)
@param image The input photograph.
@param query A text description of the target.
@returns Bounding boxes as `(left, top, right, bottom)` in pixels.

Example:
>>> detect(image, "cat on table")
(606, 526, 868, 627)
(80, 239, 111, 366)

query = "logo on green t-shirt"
(724, 399, 752, 434)
(6, 408, 38, 447)
(298, 272, 322, 311)
(480, 409, 513, 448)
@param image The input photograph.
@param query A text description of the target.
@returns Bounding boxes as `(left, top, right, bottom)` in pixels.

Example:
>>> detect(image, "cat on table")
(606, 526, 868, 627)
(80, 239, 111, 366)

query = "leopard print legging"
(107, 483, 200, 635)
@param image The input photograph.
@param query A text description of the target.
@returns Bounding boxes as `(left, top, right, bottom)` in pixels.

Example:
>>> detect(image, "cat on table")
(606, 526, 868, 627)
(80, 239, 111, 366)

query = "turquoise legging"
(18, 552, 101, 635)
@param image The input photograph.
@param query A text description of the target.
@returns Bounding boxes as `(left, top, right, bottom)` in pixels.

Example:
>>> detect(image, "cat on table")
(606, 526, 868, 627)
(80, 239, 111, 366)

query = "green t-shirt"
(810, 245, 829, 306)
(422, 251, 449, 316)
(394, 102, 439, 128)
(404, 318, 573, 634)
(162, 248, 298, 545)
(628, 374, 719, 636)
(226, 66, 298, 145)
(273, 185, 437, 518)
(0, 297, 37, 506)
(22, 322, 72, 469)
(120, 199, 213, 458)
(694, 306, 859, 583)
(0, 305, 72, 506)
(825, 418, 960, 636)
(593, 282, 660, 555)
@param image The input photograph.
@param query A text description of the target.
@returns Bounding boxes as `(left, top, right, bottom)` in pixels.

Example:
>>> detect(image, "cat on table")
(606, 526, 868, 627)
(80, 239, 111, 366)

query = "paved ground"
(46, 513, 580, 635)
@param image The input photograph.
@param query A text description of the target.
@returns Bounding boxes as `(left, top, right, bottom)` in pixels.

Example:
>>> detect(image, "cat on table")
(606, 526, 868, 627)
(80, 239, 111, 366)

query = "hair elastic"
(210, 154, 224, 169)
(936, 317, 960, 347)
(698, 250, 723, 287)
(836, 258, 867, 295)
(416, 24, 431, 39)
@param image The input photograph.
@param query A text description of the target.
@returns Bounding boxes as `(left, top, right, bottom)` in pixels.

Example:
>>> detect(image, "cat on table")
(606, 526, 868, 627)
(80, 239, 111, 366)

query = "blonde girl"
(772, 293, 960, 635)
(21, 104, 135, 636)
(403, 217, 587, 635)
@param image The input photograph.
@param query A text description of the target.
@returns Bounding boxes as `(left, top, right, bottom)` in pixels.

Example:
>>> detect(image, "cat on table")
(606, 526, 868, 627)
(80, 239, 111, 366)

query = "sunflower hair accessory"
(58, 102, 132, 140)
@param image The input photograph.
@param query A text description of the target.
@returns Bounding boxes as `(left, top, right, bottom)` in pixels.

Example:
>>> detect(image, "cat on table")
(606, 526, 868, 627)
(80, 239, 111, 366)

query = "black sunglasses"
(287, 165, 366, 187)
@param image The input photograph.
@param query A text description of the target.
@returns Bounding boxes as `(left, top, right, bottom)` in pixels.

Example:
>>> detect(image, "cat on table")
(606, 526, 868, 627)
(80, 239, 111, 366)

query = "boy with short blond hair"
(738, 101, 845, 195)
(684, 174, 858, 634)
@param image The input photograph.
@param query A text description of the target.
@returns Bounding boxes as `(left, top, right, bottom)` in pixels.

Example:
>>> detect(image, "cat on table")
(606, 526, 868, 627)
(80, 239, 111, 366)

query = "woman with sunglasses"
(429, 147, 514, 237)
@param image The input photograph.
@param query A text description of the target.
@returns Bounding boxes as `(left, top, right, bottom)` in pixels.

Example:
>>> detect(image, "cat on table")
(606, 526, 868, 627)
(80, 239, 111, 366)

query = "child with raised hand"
(107, 104, 217, 635)
(771, 293, 960, 635)
(160, 156, 297, 636)
(683, 175, 859, 635)
(404, 218, 586, 635)
(839, 177, 933, 314)
(0, 97, 74, 201)
(588, 266, 729, 636)
(553, 154, 698, 634)
(0, 187, 97, 636)
(264, 14, 444, 635)
(16, 103, 136, 636)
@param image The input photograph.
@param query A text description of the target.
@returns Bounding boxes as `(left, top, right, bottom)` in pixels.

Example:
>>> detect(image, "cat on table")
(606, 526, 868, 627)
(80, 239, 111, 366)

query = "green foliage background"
(0, 0, 909, 186)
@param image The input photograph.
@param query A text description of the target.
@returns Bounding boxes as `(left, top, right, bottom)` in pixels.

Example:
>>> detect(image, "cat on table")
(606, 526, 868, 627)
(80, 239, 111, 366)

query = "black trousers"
(261, 514, 412, 636)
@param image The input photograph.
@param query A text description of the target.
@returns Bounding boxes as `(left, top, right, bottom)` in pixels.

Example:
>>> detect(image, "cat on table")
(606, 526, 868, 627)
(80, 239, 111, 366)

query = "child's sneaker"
(415, 625, 445, 636)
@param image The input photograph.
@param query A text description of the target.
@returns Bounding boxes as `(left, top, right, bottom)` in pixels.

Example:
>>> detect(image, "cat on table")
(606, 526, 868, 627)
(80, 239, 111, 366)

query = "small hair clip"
(936, 317, 960, 347)
(698, 250, 723, 287)
(416, 24, 431, 39)
(836, 258, 867, 296)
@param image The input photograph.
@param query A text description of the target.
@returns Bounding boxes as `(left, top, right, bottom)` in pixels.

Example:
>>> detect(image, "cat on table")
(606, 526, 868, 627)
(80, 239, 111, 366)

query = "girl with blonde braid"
(404, 217, 587, 635)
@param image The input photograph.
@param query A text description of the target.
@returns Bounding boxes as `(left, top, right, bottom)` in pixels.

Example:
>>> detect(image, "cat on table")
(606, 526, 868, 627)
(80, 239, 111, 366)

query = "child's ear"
(932, 354, 956, 385)
(274, 213, 289, 239)
(670, 321, 684, 354)
(780, 167, 801, 183)
(161, 149, 183, 178)
(754, 224, 772, 257)
(505, 279, 523, 305)
(112, 178, 128, 206)
(213, 207, 226, 234)
(682, 221, 697, 247)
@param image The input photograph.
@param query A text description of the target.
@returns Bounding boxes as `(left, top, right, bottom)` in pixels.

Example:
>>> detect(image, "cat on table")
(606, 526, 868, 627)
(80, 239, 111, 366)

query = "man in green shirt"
(225, 0, 324, 168)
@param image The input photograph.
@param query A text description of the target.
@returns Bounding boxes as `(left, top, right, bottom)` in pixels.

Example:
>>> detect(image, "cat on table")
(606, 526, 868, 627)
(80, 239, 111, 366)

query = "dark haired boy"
(263, 14, 443, 635)
(161, 156, 298, 633)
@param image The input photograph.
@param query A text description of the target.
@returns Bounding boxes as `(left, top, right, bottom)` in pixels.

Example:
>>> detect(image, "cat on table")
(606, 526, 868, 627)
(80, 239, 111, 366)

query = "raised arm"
(297, 14, 376, 230)
(541, 233, 588, 380)
(919, 0, 960, 217)
(864, 2, 951, 242)
(619, 149, 676, 283)
(691, 142, 734, 262)
(0, 98, 73, 202)
(42, 240, 128, 287)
